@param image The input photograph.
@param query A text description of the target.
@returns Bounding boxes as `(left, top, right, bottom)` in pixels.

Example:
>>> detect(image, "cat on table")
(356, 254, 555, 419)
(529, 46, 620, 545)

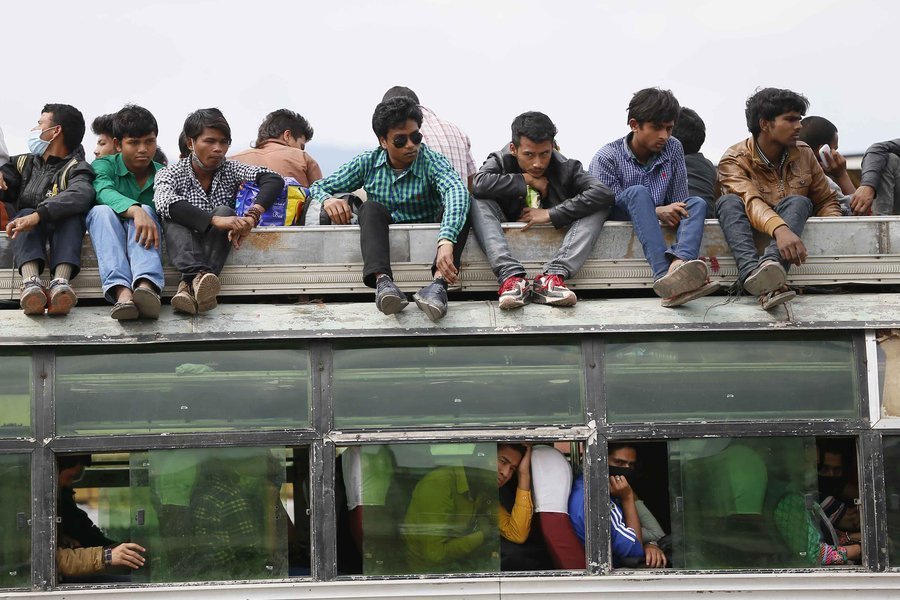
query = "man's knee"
(357, 199, 391, 223)
(211, 205, 236, 217)
(684, 196, 707, 218)
(87, 204, 118, 227)
(620, 185, 654, 206)
(715, 194, 743, 218)
(780, 195, 814, 216)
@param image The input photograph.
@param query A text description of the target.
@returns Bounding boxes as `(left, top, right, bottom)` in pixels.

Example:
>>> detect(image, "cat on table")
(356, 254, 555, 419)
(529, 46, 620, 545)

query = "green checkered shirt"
(310, 144, 469, 243)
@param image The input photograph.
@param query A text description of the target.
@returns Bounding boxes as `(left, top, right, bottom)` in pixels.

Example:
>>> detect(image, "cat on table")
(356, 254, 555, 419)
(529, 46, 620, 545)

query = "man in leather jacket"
(471, 112, 613, 309)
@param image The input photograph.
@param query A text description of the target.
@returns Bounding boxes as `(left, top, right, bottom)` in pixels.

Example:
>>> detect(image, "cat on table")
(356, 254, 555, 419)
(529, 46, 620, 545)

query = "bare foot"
(666, 259, 684, 276)
(113, 285, 134, 304)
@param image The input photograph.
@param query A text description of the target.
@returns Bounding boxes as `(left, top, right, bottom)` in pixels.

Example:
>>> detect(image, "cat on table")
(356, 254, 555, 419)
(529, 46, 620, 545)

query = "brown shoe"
(171, 280, 197, 315)
(46, 278, 77, 315)
(192, 271, 220, 313)
(20, 276, 47, 315)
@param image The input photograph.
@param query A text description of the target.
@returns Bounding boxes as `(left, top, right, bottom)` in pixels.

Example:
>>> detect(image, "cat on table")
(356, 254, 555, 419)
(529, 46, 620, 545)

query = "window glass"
(55, 345, 310, 435)
(667, 436, 859, 569)
(878, 330, 900, 417)
(333, 340, 583, 428)
(604, 333, 858, 423)
(881, 436, 900, 564)
(0, 454, 30, 589)
(0, 354, 31, 437)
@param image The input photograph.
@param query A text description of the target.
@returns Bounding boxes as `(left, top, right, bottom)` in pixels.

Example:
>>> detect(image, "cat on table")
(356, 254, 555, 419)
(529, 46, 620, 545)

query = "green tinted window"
(339, 443, 500, 576)
(668, 437, 823, 569)
(55, 346, 310, 435)
(0, 355, 31, 437)
(0, 454, 30, 589)
(605, 334, 858, 422)
(882, 436, 900, 564)
(333, 340, 583, 428)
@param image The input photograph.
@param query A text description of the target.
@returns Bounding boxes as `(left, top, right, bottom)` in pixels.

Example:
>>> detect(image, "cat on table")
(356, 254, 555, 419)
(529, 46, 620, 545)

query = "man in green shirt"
(87, 105, 164, 319)
(309, 97, 470, 322)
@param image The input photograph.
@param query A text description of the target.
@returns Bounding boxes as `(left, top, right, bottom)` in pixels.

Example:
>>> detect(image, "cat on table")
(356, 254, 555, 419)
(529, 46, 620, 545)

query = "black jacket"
(0, 146, 95, 223)
(472, 147, 613, 228)
(860, 138, 900, 190)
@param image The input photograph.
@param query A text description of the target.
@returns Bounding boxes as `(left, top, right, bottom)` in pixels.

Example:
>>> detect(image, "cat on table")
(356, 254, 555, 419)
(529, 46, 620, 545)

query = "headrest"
(342, 446, 394, 510)
(531, 445, 573, 513)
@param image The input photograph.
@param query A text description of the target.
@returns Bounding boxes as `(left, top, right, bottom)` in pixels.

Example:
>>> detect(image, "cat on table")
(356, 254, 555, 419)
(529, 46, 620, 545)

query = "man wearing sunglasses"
(310, 97, 470, 321)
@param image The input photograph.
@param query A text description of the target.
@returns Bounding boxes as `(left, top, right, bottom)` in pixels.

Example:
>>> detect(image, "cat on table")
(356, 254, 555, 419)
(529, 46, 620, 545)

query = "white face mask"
(27, 126, 56, 157)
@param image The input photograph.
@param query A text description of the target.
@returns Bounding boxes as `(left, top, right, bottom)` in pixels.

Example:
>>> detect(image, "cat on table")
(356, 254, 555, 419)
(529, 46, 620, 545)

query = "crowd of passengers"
(1, 86, 899, 321)
(54, 440, 862, 581)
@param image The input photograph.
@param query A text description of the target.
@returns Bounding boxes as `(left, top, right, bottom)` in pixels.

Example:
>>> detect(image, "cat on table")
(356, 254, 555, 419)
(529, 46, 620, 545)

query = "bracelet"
(245, 206, 263, 227)
(103, 546, 113, 566)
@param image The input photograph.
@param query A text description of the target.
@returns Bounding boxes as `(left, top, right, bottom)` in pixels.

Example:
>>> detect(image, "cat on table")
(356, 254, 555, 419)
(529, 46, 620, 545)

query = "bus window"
(604, 333, 859, 423)
(54, 345, 311, 435)
(881, 437, 900, 564)
(879, 330, 900, 416)
(336, 442, 586, 576)
(0, 354, 31, 438)
(332, 340, 584, 429)
(56, 447, 308, 585)
(0, 454, 30, 589)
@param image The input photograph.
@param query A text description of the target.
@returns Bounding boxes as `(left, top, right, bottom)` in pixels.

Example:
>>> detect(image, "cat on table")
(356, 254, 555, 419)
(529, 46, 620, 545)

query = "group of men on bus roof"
(1, 86, 898, 321)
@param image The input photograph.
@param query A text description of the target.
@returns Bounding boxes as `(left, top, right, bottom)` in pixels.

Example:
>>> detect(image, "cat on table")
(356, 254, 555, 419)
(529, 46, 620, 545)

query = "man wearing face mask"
(817, 443, 861, 541)
(153, 108, 283, 314)
(0, 104, 95, 315)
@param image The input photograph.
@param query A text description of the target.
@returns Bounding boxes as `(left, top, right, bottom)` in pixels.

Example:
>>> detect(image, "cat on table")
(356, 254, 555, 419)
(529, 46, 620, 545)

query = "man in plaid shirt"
(310, 97, 470, 322)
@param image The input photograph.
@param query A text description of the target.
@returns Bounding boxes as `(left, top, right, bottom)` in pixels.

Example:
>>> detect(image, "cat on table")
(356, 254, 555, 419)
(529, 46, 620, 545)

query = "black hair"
(371, 97, 423, 139)
(799, 116, 838, 152)
(608, 441, 637, 455)
(254, 109, 314, 147)
(627, 88, 680, 125)
(153, 147, 169, 166)
(817, 440, 846, 466)
(113, 104, 158, 140)
(183, 107, 231, 142)
(672, 107, 706, 155)
(498, 443, 528, 457)
(745, 87, 809, 136)
(43, 103, 86, 153)
(57, 454, 92, 472)
(178, 131, 190, 159)
(382, 85, 420, 105)
(91, 113, 115, 137)
(510, 111, 558, 147)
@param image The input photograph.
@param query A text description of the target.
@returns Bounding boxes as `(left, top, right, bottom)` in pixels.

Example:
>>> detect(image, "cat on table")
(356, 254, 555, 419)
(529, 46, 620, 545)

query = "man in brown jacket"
(716, 88, 841, 310)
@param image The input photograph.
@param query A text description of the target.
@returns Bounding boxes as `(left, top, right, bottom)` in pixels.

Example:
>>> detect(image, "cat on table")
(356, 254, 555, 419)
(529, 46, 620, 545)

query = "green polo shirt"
(92, 153, 162, 214)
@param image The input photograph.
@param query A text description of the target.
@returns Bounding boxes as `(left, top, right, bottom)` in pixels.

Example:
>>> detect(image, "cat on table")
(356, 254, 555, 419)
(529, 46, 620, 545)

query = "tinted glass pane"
(56, 346, 310, 435)
(605, 333, 858, 422)
(882, 436, 900, 564)
(878, 331, 900, 417)
(338, 443, 500, 575)
(0, 454, 30, 589)
(130, 448, 292, 583)
(333, 341, 583, 428)
(0, 355, 31, 437)
(667, 437, 850, 569)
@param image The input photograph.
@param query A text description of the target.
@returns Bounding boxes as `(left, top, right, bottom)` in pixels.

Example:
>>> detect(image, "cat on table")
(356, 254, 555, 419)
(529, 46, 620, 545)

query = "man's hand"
(324, 197, 352, 224)
(435, 242, 458, 284)
(5, 212, 40, 238)
(644, 542, 667, 568)
(820, 149, 848, 179)
(0, 172, 7, 191)
(519, 207, 551, 231)
(773, 225, 808, 266)
(517, 444, 533, 490)
(655, 202, 689, 227)
(850, 185, 875, 215)
(125, 205, 160, 249)
(609, 474, 634, 501)
(110, 542, 146, 569)
(523, 173, 549, 199)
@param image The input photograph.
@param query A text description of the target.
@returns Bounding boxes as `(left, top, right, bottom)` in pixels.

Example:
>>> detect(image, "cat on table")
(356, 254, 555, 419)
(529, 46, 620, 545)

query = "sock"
(21, 261, 41, 281)
(53, 263, 74, 282)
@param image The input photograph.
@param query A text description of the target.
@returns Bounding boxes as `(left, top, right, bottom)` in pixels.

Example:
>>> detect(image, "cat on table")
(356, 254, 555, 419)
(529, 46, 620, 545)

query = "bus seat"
(530, 446, 586, 569)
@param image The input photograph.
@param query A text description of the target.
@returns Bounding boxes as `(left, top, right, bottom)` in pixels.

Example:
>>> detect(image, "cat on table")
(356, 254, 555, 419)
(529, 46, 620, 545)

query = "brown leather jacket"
(57, 546, 103, 577)
(716, 137, 841, 236)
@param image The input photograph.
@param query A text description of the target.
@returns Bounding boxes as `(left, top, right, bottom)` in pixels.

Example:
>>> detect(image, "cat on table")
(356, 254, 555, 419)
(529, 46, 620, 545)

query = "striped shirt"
(589, 133, 690, 206)
(420, 106, 477, 182)
(610, 497, 643, 563)
(153, 157, 274, 220)
(309, 143, 469, 243)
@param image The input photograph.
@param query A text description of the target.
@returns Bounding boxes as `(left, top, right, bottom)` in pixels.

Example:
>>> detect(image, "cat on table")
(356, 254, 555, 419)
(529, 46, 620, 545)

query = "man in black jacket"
(0, 104, 94, 315)
(471, 112, 613, 308)
(851, 138, 900, 215)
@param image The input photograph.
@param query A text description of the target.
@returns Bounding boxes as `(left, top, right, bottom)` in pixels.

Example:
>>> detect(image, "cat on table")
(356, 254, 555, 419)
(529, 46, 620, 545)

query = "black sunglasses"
(391, 131, 423, 148)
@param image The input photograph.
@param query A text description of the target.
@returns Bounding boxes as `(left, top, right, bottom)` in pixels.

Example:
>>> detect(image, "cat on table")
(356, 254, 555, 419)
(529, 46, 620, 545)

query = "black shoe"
(375, 276, 408, 315)
(413, 279, 449, 322)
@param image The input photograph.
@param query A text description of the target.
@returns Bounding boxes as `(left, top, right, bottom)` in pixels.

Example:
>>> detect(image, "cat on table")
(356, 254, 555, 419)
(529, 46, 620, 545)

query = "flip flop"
(743, 261, 787, 296)
(652, 259, 708, 298)
(133, 287, 162, 320)
(759, 289, 796, 311)
(110, 300, 140, 320)
(661, 281, 721, 308)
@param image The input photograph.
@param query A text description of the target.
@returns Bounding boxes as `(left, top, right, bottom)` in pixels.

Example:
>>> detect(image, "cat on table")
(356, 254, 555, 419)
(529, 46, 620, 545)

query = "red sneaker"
(532, 274, 577, 307)
(498, 275, 530, 310)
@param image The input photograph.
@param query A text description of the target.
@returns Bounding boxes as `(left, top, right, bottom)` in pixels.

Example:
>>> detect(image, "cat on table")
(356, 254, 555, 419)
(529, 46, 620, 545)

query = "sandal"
(133, 286, 162, 320)
(652, 259, 708, 298)
(759, 288, 796, 311)
(743, 260, 786, 296)
(662, 281, 721, 308)
(110, 300, 140, 320)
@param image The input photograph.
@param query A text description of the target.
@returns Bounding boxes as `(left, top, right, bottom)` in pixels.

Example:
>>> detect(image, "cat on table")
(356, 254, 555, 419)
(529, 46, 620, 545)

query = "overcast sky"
(3, 0, 896, 174)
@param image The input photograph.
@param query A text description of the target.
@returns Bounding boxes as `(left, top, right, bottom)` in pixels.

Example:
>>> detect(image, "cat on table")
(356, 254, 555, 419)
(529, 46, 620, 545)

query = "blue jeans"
(86, 204, 165, 303)
(715, 194, 814, 283)
(609, 185, 707, 280)
(470, 197, 609, 283)
(11, 208, 85, 278)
